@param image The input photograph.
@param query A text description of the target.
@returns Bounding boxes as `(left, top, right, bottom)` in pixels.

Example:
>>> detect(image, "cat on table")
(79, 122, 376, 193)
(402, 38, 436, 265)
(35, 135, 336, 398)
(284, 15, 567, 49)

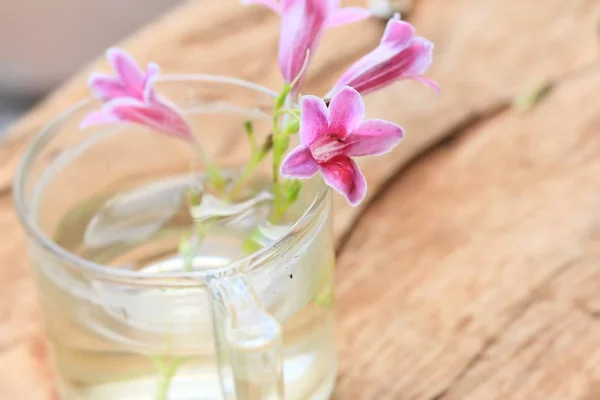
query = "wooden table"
(2, 0, 600, 398)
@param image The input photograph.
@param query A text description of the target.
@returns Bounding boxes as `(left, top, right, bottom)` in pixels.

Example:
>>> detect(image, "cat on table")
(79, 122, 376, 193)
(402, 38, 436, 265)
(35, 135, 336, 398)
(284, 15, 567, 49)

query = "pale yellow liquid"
(31, 176, 336, 400)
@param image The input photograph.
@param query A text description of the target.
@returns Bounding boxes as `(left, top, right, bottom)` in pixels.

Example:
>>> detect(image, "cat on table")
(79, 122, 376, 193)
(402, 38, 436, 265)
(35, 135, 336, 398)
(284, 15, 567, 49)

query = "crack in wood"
(573, 300, 600, 320)
(429, 259, 578, 400)
(0, 186, 11, 200)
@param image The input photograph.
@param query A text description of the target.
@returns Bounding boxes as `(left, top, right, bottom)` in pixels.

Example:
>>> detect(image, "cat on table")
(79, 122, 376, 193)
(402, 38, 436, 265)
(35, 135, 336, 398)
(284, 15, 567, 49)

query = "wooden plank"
(0, 0, 599, 398)
(334, 64, 600, 400)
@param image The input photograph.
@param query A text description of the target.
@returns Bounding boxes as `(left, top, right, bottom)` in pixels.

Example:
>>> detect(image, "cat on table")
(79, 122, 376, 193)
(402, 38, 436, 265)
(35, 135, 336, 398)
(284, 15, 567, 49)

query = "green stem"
(274, 108, 301, 120)
(228, 156, 260, 199)
(269, 87, 302, 223)
(151, 320, 194, 400)
(153, 356, 188, 400)
(179, 217, 216, 272)
(271, 113, 283, 223)
(191, 139, 226, 192)
(244, 120, 257, 152)
(229, 135, 274, 199)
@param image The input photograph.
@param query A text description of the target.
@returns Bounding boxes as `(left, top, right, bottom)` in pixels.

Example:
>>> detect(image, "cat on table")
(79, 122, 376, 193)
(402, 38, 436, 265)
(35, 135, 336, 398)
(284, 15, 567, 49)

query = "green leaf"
(513, 81, 553, 112)
(282, 179, 302, 205)
(284, 119, 300, 135)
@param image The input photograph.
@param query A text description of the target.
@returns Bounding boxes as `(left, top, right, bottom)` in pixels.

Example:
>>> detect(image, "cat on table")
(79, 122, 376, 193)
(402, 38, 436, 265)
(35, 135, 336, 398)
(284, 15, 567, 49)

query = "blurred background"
(0, 0, 183, 135)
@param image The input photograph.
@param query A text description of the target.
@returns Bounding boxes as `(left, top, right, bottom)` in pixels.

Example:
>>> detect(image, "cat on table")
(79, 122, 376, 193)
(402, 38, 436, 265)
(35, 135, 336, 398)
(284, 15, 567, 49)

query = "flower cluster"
(246, 0, 437, 205)
(81, 0, 437, 207)
(76, 3, 437, 397)
(82, 49, 191, 141)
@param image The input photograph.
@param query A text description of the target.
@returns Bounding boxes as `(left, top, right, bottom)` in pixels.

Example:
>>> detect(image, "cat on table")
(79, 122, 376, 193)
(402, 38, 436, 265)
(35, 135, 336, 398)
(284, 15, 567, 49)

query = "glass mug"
(14, 76, 337, 400)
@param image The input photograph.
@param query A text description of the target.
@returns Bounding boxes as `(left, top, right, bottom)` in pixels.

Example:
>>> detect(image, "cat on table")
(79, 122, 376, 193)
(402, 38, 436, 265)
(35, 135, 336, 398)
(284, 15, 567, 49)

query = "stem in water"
(152, 356, 189, 400)
(191, 138, 225, 191)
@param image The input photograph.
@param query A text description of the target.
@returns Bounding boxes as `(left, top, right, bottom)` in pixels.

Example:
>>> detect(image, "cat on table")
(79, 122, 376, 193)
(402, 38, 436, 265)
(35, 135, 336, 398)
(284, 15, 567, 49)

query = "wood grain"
(1, 0, 600, 398)
(334, 64, 600, 400)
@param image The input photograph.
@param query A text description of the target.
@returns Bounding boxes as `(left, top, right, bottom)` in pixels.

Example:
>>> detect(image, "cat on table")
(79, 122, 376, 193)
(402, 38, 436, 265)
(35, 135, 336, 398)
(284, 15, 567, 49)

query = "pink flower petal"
(393, 37, 434, 76)
(299, 95, 330, 145)
(346, 119, 404, 157)
(327, 19, 436, 97)
(278, 0, 329, 84)
(106, 48, 146, 96)
(280, 145, 319, 178)
(410, 75, 440, 94)
(320, 156, 366, 206)
(353, 39, 434, 94)
(143, 62, 160, 103)
(153, 98, 192, 139)
(241, 0, 282, 14)
(366, 38, 433, 88)
(88, 74, 129, 101)
(80, 110, 120, 129)
(328, 86, 365, 135)
(327, 19, 414, 96)
(334, 35, 435, 96)
(327, 7, 371, 28)
(381, 17, 415, 48)
(106, 98, 191, 141)
(84, 49, 193, 141)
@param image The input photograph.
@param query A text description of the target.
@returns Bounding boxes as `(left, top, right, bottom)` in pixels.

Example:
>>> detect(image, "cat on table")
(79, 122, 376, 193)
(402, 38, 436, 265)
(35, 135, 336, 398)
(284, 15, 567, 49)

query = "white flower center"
(310, 134, 347, 163)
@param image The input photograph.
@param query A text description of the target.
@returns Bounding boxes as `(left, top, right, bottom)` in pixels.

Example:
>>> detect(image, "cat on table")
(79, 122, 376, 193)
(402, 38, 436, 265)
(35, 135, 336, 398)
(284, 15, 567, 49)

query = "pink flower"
(327, 15, 438, 98)
(281, 86, 403, 206)
(81, 48, 191, 140)
(242, 0, 370, 85)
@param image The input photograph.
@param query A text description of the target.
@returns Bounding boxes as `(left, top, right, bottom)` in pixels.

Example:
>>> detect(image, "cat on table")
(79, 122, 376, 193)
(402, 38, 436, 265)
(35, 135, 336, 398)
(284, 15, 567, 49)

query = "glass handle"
(207, 274, 284, 400)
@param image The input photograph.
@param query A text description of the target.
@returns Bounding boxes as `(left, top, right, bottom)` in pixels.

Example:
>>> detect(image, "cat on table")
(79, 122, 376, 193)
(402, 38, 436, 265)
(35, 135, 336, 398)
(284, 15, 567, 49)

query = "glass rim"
(13, 74, 330, 285)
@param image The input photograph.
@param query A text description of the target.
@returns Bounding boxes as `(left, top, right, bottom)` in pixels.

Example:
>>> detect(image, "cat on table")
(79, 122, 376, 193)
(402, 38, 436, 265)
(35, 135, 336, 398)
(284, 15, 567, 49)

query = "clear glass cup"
(13, 75, 337, 400)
